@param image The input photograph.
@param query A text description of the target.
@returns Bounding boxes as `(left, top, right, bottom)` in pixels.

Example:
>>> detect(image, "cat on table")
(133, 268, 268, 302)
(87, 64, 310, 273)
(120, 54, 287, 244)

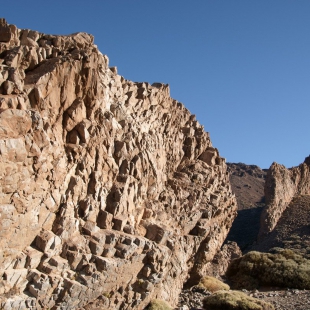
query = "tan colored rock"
(112, 215, 127, 231)
(0, 18, 11, 42)
(23, 246, 44, 269)
(259, 156, 310, 239)
(1, 80, 15, 95)
(35, 230, 62, 257)
(0, 19, 237, 310)
(204, 241, 242, 278)
(97, 210, 113, 229)
(0, 109, 32, 139)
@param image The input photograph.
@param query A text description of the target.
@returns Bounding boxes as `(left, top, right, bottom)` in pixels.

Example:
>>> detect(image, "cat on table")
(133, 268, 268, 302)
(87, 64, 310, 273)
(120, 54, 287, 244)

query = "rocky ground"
(176, 287, 310, 310)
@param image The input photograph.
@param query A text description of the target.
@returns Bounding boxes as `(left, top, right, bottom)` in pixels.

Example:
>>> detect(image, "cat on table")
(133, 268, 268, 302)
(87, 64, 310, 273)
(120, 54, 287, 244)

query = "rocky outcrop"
(203, 241, 242, 279)
(259, 156, 310, 240)
(0, 19, 237, 309)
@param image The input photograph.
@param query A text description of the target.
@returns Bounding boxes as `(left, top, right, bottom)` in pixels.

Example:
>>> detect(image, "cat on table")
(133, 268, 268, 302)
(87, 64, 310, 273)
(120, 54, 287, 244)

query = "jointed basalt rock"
(0, 19, 237, 309)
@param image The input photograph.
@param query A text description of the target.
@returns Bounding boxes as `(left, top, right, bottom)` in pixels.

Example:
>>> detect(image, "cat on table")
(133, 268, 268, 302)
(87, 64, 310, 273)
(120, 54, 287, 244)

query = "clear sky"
(3, 1, 310, 168)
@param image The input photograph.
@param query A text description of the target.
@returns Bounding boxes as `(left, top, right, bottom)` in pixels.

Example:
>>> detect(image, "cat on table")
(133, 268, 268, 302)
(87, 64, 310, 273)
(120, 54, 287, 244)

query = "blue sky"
(3, 1, 310, 168)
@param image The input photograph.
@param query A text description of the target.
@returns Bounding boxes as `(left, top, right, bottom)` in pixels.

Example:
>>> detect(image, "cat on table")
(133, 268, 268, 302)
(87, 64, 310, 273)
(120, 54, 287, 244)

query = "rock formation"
(259, 156, 310, 240)
(203, 241, 242, 279)
(0, 19, 237, 309)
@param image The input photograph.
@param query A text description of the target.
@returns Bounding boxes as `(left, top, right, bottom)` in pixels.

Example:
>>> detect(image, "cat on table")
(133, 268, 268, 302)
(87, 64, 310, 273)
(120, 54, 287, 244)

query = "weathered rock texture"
(259, 156, 310, 240)
(0, 19, 237, 309)
(203, 241, 242, 279)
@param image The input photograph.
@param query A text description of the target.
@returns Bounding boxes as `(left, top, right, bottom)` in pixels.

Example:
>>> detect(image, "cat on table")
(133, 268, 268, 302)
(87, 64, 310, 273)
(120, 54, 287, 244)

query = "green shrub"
(226, 249, 310, 290)
(203, 290, 275, 310)
(197, 276, 230, 292)
(147, 299, 172, 310)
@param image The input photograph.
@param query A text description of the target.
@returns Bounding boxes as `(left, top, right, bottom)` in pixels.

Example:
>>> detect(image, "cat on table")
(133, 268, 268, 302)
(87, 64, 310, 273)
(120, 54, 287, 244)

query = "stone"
(91, 231, 106, 244)
(115, 243, 137, 259)
(89, 239, 104, 255)
(64, 98, 87, 131)
(97, 210, 113, 229)
(13, 252, 27, 269)
(112, 215, 127, 231)
(35, 230, 62, 257)
(67, 129, 80, 144)
(23, 246, 44, 269)
(259, 156, 310, 239)
(3, 268, 28, 292)
(82, 220, 100, 236)
(0, 109, 32, 139)
(48, 255, 69, 271)
(76, 122, 90, 143)
(1, 80, 15, 95)
(123, 224, 135, 235)
(0, 18, 11, 42)
(102, 245, 116, 258)
(198, 147, 218, 166)
(93, 256, 117, 272)
(145, 223, 169, 245)
(142, 265, 152, 277)
(0, 20, 237, 310)
(204, 241, 242, 278)
(0, 138, 28, 162)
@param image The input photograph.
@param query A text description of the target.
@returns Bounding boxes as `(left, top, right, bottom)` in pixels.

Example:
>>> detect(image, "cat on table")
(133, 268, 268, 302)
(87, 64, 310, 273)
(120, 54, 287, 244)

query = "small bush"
(147, 299, 172, 310)
(203, 290, 275, 310)
(226, 249, 310, 289)
(197, 276, 230, 292)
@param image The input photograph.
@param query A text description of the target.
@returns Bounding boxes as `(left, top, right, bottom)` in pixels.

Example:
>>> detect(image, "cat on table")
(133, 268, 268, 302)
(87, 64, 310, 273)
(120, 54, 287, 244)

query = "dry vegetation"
(226, 249, 310, 290)
(147, 299, 172, 310)
(203, 290, 275, 310)
(197, 276, 230, 292)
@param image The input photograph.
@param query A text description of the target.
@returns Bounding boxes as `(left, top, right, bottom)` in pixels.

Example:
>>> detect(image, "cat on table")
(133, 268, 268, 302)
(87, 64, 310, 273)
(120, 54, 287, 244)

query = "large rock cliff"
(0, 19, 237, 309)
(259, 156, 310, 240)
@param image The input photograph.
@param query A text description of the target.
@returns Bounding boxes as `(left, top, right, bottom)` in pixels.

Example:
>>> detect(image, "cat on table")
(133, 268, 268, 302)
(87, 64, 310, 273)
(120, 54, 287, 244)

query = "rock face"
(259, 156, 310, 240)
(203, 241, 242, 279)
(0, 19, 237, 309)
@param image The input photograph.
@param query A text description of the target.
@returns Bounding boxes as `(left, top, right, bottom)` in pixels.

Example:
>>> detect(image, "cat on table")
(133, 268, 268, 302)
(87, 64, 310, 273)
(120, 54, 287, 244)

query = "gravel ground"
(176, 287, 310, 310)
(250, 289, 310, 310)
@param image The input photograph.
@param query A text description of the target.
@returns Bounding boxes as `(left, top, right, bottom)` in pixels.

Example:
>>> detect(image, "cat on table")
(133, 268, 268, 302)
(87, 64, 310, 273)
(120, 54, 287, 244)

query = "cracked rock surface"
(259, 156, 310, 240)
(0, 19, 237, 309)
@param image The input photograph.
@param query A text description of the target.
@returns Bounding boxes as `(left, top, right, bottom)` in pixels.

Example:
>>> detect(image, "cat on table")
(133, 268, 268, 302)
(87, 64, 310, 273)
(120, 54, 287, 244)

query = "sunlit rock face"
(259, 156, 310, 240)
(0, 18, 237, 309)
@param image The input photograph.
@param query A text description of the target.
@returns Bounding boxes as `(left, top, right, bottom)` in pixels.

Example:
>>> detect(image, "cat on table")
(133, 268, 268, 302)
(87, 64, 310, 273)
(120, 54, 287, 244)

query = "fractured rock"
(259, 156, 310, 239)
(0, 19, 237, 310)
(35, 230, 62, 258)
